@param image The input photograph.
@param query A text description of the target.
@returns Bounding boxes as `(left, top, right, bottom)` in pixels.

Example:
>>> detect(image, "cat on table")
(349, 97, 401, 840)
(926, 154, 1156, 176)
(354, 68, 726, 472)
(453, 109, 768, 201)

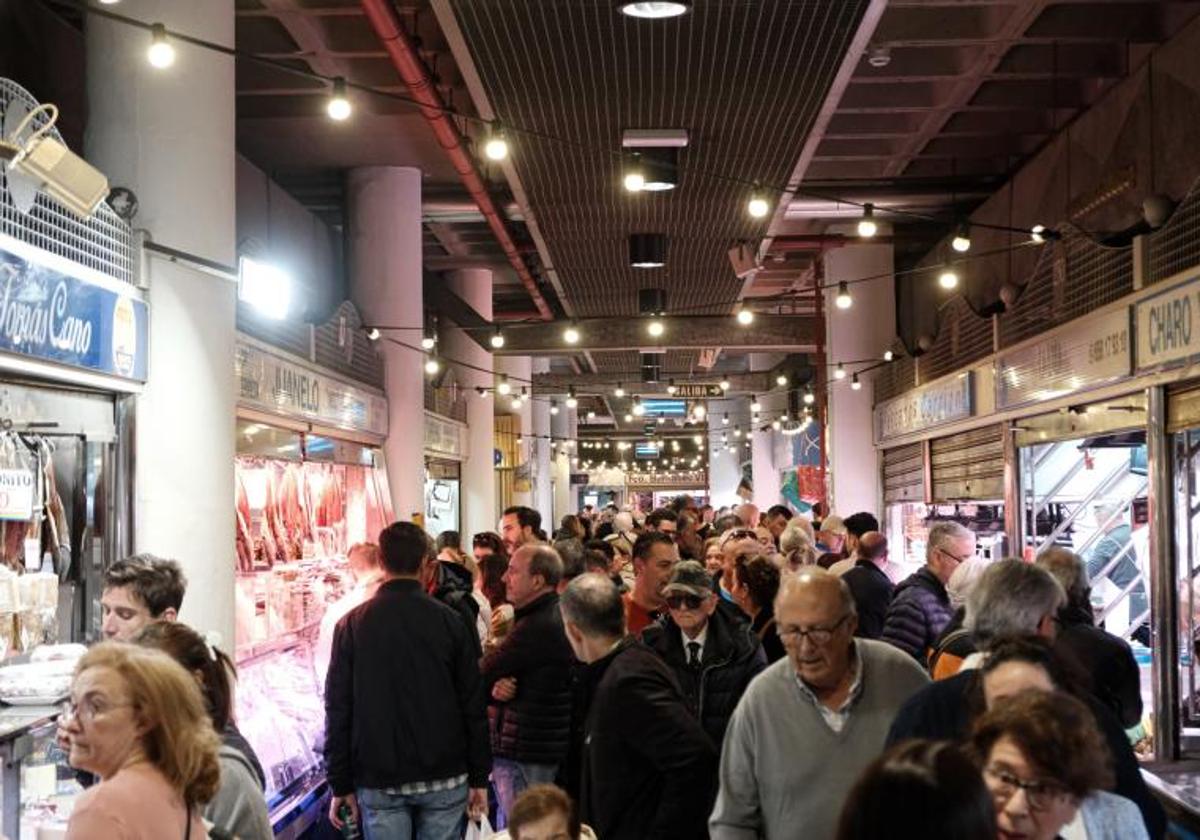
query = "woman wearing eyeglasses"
(62, 642, 220, 840)
(971, 690, 1147, 840)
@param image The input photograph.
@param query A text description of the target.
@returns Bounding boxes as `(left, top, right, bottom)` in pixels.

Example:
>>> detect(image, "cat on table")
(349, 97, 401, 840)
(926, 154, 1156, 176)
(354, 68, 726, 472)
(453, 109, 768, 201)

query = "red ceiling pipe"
(360, 0, 554, 321)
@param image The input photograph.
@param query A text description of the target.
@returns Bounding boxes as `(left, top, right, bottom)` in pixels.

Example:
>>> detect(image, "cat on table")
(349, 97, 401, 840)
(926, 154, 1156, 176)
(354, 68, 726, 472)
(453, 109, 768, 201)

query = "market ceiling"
(227, 0, 1200, 386)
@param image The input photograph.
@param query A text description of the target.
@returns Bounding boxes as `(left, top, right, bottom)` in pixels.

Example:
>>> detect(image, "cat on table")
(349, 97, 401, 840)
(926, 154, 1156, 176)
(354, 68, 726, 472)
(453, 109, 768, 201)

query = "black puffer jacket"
(642, 608, 766, 746)
(481, 592, 574, 765)
(880, 567, 954, 662)
(430, 559, 481, 657)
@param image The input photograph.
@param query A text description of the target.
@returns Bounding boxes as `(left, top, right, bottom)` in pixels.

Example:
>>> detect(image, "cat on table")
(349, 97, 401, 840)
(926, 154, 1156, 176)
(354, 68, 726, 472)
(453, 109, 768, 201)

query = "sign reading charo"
(0, 235, 148, 382)
(235, 339, 387, 438)
(876, 373, 973, 444)
(1136, 274, 1200, 371)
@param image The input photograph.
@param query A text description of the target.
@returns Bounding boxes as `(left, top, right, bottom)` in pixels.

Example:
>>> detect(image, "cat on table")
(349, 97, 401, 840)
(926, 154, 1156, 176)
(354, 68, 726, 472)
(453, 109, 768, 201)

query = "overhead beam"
(532, 372, 776, 397)
(472, 315, 817, 355)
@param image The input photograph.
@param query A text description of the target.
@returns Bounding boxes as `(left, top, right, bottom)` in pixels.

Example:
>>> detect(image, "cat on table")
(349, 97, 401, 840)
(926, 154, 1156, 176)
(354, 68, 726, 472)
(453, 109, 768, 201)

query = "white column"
(496, 355, 533, 507)
(347, 167, 425, 521)
(444, 269, 496, 538)
(86, 0, 237, 643)
(707, 398, 747, 507)
(531, 359, 553, 519)
(824, 239, 894, 516)
(551, 401, 572, 519)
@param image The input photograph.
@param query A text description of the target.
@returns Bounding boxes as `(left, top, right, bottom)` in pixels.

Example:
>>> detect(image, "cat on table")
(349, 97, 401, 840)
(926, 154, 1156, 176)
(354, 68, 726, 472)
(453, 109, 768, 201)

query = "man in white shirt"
(315, 542, 383, 689)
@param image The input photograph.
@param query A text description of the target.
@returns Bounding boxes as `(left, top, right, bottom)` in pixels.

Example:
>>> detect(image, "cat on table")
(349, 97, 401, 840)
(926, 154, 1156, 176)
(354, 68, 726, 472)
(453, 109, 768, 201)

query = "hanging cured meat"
(40, 441, 70, 580)
(235, 473, 254, 572)
(278, 465, 306, 558)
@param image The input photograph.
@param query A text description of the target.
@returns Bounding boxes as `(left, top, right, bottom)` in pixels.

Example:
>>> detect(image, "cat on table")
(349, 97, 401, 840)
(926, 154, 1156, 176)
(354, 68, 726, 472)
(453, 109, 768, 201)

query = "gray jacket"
(204, 744, 273, 840)
(1076, 790, 1149, 840)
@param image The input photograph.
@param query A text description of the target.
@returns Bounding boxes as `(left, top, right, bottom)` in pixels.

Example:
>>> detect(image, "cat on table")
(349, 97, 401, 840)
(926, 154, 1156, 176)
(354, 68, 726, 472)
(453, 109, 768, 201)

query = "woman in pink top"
(61, 643, 221, 840)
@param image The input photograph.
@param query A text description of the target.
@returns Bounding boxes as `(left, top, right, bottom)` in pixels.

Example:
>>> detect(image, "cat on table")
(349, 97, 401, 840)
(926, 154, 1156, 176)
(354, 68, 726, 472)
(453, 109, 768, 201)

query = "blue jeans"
(357, 782, 467, 840)
(491, 759, 559, 828)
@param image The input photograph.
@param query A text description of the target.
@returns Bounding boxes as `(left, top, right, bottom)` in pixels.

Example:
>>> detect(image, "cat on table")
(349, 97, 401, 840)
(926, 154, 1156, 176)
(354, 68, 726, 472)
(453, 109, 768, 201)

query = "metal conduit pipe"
(359, 0, 554, 321)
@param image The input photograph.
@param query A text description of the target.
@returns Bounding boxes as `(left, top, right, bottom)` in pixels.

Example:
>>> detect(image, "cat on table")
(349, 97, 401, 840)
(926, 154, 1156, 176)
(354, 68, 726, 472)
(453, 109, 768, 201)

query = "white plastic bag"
(464, 816, 494, 840)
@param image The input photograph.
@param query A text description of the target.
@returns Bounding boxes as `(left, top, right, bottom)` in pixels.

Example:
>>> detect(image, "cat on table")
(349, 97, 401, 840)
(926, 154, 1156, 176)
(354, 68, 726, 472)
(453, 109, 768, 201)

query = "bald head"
(777, 568, 856, 619)
(858, 532, 888, 565)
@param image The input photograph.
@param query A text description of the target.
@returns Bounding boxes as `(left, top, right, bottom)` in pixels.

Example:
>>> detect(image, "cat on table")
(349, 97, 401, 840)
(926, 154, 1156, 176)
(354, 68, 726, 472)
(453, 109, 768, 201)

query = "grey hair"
(946, 556, 989, 610)
(964, 558, 1066, 647)
(527, 544, 565, 587)
(777, 567, 857, 618)
(1035, 547, 1090, 611)
(550, 539, 583, 582)
(560, 572, 625, 639)
(925, 521, 974, 562)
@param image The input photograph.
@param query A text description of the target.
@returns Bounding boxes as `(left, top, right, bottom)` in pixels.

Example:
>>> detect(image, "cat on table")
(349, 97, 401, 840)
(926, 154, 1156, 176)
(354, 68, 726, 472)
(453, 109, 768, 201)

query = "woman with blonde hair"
(62, 642, 220, 839)
(779, 522, 818, 572)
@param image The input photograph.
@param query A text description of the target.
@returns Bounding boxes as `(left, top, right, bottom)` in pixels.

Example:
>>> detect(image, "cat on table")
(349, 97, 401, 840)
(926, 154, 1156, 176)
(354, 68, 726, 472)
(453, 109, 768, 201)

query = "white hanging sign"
(0, 468, 35, 521)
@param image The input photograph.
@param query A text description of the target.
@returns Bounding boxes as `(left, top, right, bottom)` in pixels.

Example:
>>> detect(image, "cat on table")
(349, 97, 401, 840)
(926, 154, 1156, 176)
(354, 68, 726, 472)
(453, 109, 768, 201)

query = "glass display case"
(0, 705, 83, 839)
(232, 423, 392, 834)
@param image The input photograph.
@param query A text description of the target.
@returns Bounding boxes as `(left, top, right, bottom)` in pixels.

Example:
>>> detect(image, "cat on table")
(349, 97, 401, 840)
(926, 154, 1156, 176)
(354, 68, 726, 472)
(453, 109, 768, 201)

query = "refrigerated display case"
(232, 421, 392, 836)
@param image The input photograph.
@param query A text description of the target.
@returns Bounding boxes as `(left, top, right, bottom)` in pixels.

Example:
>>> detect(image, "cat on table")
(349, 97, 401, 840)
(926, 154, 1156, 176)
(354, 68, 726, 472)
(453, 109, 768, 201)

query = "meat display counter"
(232, 427, 393, 837)
(0, 704, 82, 839)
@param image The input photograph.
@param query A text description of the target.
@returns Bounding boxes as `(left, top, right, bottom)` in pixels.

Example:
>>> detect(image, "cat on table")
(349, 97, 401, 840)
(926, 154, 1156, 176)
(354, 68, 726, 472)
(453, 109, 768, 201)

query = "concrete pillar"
(496, 356, 533, 507)
(444, 269, 496, 539)
(347, 167, 425, 521)
(86, 0, 237, 642)
(824, 239, 895, 516)
(707, 398, 748, 508)
(551, 402, 572, 520)
(531, 359, 553, 520)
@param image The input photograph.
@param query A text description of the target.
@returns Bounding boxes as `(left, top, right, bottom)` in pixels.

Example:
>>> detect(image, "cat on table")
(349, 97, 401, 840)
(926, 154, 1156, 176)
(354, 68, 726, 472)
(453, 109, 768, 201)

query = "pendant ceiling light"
(630, 233, 667, 268)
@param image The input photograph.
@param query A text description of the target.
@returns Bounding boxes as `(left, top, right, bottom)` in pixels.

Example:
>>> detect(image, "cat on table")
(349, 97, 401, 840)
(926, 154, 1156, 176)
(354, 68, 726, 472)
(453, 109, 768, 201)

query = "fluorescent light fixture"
(238, 256, 291, 320)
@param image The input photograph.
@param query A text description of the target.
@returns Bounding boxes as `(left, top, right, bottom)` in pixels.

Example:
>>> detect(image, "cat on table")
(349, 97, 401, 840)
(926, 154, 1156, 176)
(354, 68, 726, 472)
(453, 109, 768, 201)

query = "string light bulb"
(751, 396, 762, 413)
(484, 125, 509, 161)
(624, 153, 645, 192)
(489, 328, 505, 349)
(883, 349, 895, 362)
(421, 334, 436, 350)
(835, 281, 853, 310)
(803, 389, 815, 405)
(951, 223, 971, 253)
(776, 374, 788, 387)
(497, 375, 511, 396)
(366, 327, 381, 341)
(693, 403, 707, 419)
(424, 356, 440, 375)
(747, 190, 770, 219)
(736, 307, 754, 325)
(835, 363, 847, 380)
(326, 77, 352, 121)
(722, 413, 729, 425)
(851, 373, 862, 391)
(938, 268, 959, 290)
(566, 388, 578, 409)
(550, 401, 560, 415)
(647, 319, 665, 338)
(563, 322, 581, 344)
(719, 379, 730, 391)
(614, 383, 626, 398)
(633, 396, 645, 416)
(624, 413, 633, 422)
(147, 23, 176, 69)
(857, 202, 877, 238)
(1030, 224, 1047, 244)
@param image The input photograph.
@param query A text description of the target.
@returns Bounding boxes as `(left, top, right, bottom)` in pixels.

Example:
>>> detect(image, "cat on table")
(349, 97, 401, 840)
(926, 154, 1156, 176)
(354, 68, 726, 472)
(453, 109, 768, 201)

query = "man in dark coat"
(880, 521, 974, 661)
(1037, 546, 1143, 728)
(482, 545, 575, 827)
(840, 532, 894, 639)
(642, 561, 766, 746)
(560, 573, 717, 840)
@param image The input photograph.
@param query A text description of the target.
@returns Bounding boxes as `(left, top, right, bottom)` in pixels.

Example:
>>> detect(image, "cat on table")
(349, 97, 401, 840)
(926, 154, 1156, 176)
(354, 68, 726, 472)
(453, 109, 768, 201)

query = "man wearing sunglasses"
(642, 562, 766, 748)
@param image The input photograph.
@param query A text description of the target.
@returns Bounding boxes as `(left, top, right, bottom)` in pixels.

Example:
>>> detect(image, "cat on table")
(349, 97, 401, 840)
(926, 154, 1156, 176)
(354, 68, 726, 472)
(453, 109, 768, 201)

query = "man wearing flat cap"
(642, 560, 767, 747)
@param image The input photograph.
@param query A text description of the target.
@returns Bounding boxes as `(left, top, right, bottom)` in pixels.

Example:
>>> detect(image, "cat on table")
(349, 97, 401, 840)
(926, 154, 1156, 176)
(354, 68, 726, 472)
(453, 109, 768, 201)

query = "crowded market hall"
(9, 1, 1200, 839)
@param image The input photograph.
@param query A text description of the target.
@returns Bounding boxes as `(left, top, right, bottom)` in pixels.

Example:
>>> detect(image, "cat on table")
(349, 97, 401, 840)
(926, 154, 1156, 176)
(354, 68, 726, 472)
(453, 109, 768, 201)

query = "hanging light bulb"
(511, 393, 523, 409)
(1030, 224, 1047, 244)
(692, 404, 707, 419)
(624, 153, 646, 192)
(647, 319, 665, 337)
(747, 189, 770, 219)
(550, 401, 559, 415)
(497, 375, 512, 396)
(722, 413, 730, 426)
(614, 382, 626, 398)
(563, 322, 581, 344)
(883, 349, 895, 362)
(147, 23, 176, 69)
(624, 413, 633, 422)
(751, 395, 762, 413)
(587, 410, 597, 420)
(633, 396, 646, 416)
(421, 334, 436, 350)
(489, 328, 505, 349)
(736, 307, 754, 325)
(776, 374, 788, 387)
(476, 387, 488, 399)
(803, 388, 815, 405)
(326, 77, 352, 121)
(733, 428, 742, 438)
(484, 125, 509, 161)
(693, 434, 702, 445)
(667, 378, 678, 395)
(566, 387, 578, 409)
(939, 267, 959, 290)
(771, 419, 781, 431)
(366, 327, 381, 341)
(424, 356, 440, 375)
(851, 373, 862, 391)
(835, 281, 853, 309)
(656, 416, 665, 425)
(719, 379, 731, 392)
(835, 363, 847, 380)
(857, 202, 877, 238)
(951, 222, 971, 253)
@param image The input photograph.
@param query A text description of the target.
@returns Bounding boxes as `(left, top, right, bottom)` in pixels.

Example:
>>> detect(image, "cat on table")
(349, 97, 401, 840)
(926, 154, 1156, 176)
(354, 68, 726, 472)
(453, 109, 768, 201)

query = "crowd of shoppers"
(47, 495, 1165, 840)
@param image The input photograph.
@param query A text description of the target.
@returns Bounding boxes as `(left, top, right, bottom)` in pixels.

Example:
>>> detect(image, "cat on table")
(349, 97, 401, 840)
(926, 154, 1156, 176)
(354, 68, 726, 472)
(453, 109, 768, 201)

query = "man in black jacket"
(326, 522, 490, 839)
(560, 573, 717, 840)
(880, 520, 973, 660)
(841, 532, 894, 639)
(483, 545, 575, 826)
(642, 561, 766, 746)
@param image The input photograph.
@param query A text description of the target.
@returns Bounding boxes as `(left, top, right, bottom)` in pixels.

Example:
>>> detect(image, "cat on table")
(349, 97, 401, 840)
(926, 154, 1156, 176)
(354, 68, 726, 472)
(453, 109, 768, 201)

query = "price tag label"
(0, 468, 35, 521)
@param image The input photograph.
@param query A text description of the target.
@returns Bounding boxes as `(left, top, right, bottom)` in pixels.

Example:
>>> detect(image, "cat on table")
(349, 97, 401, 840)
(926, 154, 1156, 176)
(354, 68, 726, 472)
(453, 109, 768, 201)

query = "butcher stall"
(232, 338, 392, 838)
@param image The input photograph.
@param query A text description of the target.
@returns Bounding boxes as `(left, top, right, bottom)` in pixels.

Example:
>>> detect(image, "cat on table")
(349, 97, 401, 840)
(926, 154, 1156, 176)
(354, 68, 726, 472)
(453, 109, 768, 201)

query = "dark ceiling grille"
(452, 0, 871, 319)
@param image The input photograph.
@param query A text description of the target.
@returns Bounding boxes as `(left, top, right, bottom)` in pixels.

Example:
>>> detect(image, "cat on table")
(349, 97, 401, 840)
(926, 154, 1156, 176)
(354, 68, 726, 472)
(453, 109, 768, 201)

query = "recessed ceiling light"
(618, 1, 690, 19)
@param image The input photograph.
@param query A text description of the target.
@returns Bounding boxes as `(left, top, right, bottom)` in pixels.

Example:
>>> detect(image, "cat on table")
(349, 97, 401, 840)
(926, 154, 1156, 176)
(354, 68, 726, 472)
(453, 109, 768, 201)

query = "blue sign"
(0, 239, 148, 381)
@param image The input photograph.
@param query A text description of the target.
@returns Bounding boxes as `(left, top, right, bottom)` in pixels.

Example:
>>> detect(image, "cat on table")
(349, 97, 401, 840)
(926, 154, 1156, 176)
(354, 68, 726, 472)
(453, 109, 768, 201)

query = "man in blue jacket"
(880, 521, 974, 661)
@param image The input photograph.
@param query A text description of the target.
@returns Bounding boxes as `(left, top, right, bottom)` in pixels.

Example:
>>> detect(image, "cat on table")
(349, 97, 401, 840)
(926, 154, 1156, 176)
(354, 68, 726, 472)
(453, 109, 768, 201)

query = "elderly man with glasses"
(880, 520, 976, 663)
(709, 569, 929, 840)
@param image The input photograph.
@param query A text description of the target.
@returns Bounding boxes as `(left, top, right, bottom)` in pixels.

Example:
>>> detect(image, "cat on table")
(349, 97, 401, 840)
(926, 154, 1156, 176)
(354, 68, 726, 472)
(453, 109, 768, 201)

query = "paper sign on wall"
(0, 468, 35, 521)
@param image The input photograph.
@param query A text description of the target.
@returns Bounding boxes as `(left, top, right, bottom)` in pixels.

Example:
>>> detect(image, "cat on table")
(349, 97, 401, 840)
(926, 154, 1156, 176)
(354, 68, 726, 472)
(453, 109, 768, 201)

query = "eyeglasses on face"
(720, 529, 758, 548)
(937, 545, 974, 565)
(778, 613, 852, 646)
(665, 594, 706, 611)
(984, 765, 1069, 812)
(64, 695, 132, 725)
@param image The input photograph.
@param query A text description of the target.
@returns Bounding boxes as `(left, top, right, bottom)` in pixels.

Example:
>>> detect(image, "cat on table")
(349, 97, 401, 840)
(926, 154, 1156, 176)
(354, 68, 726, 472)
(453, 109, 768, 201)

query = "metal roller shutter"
(930, 424, 1005, 502)
(883, 442, 925, 504)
